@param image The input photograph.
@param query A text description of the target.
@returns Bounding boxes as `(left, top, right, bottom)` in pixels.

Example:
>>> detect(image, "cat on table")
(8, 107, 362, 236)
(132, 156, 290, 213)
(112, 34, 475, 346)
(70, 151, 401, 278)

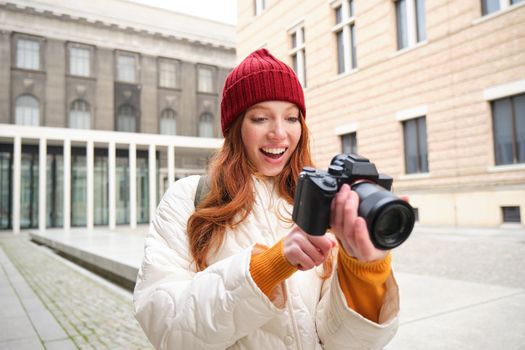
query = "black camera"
(292, 153, 415, 250)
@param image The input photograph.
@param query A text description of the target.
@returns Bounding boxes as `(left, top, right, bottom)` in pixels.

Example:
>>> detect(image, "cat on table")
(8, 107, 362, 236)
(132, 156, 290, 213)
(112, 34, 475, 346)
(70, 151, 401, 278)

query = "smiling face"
(241, 101, 302, 177)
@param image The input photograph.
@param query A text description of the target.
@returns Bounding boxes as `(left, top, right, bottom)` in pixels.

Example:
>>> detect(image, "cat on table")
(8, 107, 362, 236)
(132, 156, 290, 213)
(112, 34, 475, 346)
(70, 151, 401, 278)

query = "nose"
(269, 120, 286, 140)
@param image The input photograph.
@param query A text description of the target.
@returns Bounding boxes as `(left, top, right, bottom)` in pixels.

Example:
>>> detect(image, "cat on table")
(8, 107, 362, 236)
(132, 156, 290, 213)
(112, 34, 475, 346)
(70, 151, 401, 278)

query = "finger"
(307, 235, 335, 256)
(353, 217, 375, 260)
(333, 184, 351, 230)
(400, 195, 410, 203)
(342, 191, 358, 241)
(284, 244, 316, 270)
(338, 191, 358, 255)
(300, 240, 327, 265)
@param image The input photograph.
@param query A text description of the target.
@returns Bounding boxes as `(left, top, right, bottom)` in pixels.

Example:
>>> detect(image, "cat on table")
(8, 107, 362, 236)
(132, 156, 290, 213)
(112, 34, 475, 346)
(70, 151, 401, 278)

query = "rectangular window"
(159, 58, 180, 89)
(395, 0, 426, 50)
(198, 66, 214, 93)
(482, 0, 522, 16)
(502, 206, 521, 223)
(68, 44, 91, 77)
(403, 116, 429, 174)
(254, 0, 266, 15)
(116, 52, 137, 83)
(289, 25, 306, 88)
(332, 0, 357, 74)
(492, 93, 525, 165)
(413, 207, 419, 222)
(341, 132, 357, 154)
(16, 38, 40, 70)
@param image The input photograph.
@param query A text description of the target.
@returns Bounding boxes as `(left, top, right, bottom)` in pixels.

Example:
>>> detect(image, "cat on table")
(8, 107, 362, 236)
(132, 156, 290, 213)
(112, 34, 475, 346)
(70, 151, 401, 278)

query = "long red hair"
(187, 113, 313, 271)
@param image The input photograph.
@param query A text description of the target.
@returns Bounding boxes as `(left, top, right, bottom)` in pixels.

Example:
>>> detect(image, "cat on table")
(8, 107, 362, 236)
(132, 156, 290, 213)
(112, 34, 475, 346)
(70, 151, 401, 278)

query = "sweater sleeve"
(249, 238, 297, 297)
(336, 248, 392, 323)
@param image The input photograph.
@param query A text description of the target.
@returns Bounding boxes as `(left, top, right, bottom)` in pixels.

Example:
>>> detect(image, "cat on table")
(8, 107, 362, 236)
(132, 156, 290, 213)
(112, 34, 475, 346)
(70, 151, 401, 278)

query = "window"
(15, 95, 39, 126)
(403, 116, 428, 174)
(332, 0, 357, 74)
(69, 100, 90, 129)
(341, 132, 357, 154)
(290, 26, 306, 88)
(199, 113, 214, 137)
(160, 109, 177, 135)
(254, 0, 266, 15)
(16, 38, 40, 70)
(395, 0, 426, 50)
(117, 104, 137, 132)
(159, 59, 180, 89)
(413, 207, 420, 222)
(492, 93, 525, 165)
(68, 44, 91, 77)
(198, 66, 214, 93)
(482, 0, 523, 16)
(116, 52, 137, 83)
(502, 206, 521, 223)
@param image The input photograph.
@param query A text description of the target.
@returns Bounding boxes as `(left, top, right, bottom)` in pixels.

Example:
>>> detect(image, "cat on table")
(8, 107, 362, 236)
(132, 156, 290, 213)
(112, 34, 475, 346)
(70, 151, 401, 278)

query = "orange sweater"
(249, 239, 391, 323)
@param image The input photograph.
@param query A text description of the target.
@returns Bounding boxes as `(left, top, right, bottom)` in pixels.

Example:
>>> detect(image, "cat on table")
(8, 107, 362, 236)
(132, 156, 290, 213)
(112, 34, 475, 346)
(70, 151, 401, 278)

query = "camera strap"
(194, 175, 210, 208)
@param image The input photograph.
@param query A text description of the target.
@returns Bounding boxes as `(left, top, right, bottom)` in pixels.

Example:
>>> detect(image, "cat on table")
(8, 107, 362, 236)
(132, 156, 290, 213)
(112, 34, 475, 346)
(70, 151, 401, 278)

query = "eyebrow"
(247, 105, 299, 113)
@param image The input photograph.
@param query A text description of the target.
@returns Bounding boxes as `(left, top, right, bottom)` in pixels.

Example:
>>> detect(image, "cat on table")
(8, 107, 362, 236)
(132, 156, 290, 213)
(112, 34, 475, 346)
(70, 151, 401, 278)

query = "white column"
(12, 136, 21, 234)
(148, 144, 156, 222)
(86, 140, 94, 230)
(63, 139, 71, 230)
(108, 142, 116, 230)
(167, 145, 175, 189)
(129, 143, 137, 229)
(38, 138, 47, 232)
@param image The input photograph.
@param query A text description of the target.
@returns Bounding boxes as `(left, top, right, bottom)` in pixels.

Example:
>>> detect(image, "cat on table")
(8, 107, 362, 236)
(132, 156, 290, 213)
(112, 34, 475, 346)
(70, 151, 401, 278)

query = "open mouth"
(260, 147, 287, 159)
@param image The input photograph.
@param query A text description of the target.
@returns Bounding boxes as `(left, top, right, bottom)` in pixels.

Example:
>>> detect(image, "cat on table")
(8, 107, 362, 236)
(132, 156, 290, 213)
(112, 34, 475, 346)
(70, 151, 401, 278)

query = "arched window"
(69, 99, 91, 129)
(117, 104, 136, 132)
(199, 113, 214, 137)
(15, 95, 39, 126)
(160, 109, 177, 135)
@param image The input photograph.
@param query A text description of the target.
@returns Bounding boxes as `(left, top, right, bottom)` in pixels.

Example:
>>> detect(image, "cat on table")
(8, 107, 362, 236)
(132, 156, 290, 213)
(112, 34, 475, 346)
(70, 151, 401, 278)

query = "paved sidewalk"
(388, 225, 525, 350)
(0, 234, 152, 350)
(2, 224, 525, 349)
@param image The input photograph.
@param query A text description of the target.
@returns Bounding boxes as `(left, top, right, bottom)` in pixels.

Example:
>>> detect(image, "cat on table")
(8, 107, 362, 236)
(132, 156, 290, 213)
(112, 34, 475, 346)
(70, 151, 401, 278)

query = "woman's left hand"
(329, 184, 389, 262)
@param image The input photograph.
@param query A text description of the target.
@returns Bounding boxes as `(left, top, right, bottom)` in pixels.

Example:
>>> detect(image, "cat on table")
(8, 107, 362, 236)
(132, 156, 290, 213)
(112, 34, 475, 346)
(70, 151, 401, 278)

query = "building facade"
(237, 0, 525, 227)
(0, 0, 235, 232)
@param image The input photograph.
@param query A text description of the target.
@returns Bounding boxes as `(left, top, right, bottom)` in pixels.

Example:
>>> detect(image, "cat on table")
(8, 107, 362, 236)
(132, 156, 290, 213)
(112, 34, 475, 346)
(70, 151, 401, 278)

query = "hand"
(330, 184, 389, 262)
(283, 226, 335, 271)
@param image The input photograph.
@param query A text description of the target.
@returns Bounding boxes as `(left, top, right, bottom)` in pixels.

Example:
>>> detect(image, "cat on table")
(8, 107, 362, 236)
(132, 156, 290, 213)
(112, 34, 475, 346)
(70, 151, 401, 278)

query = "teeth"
(262, 147, 286, 154)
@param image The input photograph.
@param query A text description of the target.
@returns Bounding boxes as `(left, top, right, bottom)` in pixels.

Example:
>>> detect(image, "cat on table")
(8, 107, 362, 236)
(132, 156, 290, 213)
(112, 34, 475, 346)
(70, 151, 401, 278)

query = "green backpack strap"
(194, 175, 210, 208)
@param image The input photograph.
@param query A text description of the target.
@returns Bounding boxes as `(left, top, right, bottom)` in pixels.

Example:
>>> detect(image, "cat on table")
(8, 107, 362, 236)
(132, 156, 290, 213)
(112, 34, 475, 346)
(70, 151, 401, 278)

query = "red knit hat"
(220, 48, 305, 134)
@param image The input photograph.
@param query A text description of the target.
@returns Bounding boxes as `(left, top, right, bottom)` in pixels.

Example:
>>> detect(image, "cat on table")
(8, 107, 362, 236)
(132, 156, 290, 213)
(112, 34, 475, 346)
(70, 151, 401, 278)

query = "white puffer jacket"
(134, 175, 399, 350)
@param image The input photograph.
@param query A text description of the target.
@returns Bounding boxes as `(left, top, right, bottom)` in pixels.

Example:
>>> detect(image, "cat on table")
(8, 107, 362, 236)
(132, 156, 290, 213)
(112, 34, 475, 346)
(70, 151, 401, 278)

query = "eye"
(250, 116, 267, 123)
(286, 116, 300, 123)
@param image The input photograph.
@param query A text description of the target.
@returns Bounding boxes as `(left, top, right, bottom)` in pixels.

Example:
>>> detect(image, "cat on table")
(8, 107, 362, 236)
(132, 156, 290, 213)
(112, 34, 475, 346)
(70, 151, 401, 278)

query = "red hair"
(187, 113, 334, 276)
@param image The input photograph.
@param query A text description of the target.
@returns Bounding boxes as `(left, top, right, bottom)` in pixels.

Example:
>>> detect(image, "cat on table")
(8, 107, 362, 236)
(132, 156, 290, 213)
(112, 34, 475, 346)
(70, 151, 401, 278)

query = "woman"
(133, 49, 399, 349)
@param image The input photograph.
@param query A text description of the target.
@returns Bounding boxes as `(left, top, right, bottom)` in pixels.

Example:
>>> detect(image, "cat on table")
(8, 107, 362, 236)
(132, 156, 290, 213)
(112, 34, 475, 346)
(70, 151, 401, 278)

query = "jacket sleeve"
(133, 176, 285, 350)
(315, 250, 400, 350)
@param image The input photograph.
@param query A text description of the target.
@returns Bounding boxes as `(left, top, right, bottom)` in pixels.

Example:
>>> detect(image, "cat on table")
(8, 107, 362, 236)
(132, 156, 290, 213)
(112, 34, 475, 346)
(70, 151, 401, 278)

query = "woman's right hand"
(283, 226, 336, 271)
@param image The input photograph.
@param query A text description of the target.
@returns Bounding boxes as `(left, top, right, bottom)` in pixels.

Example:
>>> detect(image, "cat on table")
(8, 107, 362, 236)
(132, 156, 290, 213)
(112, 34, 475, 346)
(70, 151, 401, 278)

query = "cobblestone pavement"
(392, 226, 525, 288)
(0, 234, 153, 350)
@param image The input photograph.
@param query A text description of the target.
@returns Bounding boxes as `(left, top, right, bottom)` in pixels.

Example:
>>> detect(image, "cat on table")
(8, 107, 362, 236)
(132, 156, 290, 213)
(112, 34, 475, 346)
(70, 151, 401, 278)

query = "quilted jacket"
(133, 175, 399, 349)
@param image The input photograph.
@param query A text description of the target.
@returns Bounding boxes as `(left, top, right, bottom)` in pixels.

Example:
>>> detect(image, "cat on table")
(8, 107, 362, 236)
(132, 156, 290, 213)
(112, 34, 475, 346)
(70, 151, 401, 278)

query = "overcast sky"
(127, 0, 237, 25)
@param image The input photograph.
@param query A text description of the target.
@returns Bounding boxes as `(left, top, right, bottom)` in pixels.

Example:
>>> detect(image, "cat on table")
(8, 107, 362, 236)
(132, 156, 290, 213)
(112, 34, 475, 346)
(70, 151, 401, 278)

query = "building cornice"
(0, 0, 236, 51)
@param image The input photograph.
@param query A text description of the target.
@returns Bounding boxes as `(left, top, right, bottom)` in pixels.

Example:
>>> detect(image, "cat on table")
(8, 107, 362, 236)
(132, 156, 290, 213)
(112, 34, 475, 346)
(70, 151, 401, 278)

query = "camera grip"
(292, 175, 336, 236)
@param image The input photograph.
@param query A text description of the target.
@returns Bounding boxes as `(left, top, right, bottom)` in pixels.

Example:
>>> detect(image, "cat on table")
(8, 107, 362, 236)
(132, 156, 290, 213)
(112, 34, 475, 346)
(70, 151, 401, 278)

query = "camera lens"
(352, 182, 415, 250)
(373, 204, 413, 248)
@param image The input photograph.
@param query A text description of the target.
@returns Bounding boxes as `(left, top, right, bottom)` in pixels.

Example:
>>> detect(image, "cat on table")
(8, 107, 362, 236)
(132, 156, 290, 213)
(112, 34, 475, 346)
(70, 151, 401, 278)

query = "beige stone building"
(237, 0, 525, 227)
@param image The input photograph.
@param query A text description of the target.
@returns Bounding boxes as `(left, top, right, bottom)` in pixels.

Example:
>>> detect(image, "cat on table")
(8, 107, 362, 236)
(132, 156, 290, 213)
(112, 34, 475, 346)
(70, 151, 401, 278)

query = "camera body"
(292, 153, 415, 250)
